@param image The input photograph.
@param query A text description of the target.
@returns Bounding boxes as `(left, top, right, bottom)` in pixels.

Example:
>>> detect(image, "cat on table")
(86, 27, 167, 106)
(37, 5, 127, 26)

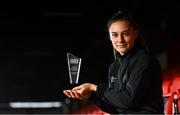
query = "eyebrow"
(110, 29, 130, 33)
(122, 29, 130, 33)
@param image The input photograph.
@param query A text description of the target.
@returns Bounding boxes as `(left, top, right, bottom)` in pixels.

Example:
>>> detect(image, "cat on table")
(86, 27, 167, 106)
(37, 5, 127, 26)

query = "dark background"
(0, 0, 179, 105)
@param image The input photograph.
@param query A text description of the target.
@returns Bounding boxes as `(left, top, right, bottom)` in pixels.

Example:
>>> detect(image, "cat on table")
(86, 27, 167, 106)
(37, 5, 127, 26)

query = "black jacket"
(90, 45, 164, 114)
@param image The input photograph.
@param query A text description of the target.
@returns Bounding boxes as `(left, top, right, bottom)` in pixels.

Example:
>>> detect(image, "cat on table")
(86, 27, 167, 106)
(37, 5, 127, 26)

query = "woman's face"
(109, 20, 137, 55)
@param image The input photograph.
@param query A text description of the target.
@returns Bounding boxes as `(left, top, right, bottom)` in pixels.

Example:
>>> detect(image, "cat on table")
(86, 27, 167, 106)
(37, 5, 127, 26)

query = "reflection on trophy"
(67, 53, 82, 84)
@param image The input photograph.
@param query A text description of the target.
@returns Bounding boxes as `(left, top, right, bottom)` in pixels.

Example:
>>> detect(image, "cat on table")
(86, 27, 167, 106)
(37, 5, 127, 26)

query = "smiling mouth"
(116, 45, 126, 48)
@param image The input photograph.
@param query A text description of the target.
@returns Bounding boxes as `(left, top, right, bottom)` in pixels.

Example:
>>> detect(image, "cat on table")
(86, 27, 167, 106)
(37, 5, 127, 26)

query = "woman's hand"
(72, 83, 97, 95)
(63, 90, 80, 98)
(63, 89, 90, 100)
(63, 83, 97, 100)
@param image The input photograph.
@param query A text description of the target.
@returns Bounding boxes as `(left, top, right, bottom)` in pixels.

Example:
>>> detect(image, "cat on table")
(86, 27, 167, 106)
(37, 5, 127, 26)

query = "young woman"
(63, 10, 164, 114)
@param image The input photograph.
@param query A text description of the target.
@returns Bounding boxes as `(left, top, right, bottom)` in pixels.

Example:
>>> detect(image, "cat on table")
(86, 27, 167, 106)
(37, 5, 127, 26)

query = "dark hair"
(107, 10, 148, 59)
(107, 10, 137, 30)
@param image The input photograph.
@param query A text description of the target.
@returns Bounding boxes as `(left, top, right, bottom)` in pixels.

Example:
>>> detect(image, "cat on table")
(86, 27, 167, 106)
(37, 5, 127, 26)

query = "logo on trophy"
(67, 53, 82, 84)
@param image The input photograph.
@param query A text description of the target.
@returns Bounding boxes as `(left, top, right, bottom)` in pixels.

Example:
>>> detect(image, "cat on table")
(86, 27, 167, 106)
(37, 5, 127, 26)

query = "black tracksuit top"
(90, 44, 164, 114)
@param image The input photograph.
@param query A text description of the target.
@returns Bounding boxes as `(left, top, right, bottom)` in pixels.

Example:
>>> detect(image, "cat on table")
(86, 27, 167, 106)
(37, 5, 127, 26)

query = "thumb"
(73, 86, 84, 95)
(72, 86, 81, 91)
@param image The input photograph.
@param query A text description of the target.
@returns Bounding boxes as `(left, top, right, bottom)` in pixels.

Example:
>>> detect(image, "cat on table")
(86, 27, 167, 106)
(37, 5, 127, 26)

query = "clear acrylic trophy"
(67, 53, 82, 84)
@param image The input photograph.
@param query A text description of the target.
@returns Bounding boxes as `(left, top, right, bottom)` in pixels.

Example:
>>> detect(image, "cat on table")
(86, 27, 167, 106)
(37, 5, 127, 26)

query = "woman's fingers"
(63, 89, 91, 100)
(63, 90, 81, 99)
(72, 90, 81, 98)
(69, 90, 75, 98)
(63, 90, 72, 98)
(72, 86, 84, 95)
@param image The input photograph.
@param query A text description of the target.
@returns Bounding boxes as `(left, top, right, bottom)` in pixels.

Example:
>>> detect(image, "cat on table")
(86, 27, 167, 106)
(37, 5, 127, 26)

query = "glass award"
(67, 53, 82, 84)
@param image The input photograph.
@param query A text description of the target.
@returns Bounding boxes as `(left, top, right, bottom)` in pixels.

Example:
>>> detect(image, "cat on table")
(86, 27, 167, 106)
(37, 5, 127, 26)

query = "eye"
(122, 32, 130, 37)
(111, 33, 118, 37)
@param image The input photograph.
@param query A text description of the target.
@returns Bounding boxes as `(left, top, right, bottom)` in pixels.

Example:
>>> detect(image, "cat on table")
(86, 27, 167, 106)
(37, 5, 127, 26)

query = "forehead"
(109, 20, 132, 32)
(109, 20, 134, 32)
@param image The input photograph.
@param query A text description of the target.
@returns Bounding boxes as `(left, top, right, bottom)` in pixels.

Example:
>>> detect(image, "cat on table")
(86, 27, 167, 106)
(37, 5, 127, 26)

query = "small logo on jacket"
(109, 76, 117, 88)
(111, 76, 117, 82)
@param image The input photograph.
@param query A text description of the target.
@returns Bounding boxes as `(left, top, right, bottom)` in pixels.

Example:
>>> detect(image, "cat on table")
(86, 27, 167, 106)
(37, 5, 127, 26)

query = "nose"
(117, 34, 124, 43)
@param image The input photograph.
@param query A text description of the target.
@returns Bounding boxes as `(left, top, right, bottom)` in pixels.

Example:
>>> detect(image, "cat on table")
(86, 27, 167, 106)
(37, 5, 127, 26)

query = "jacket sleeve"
(92, 56, 161, 113)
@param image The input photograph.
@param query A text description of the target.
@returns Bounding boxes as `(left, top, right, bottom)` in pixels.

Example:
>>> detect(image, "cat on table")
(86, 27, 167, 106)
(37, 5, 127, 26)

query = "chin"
(117, 49, 127, 54)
